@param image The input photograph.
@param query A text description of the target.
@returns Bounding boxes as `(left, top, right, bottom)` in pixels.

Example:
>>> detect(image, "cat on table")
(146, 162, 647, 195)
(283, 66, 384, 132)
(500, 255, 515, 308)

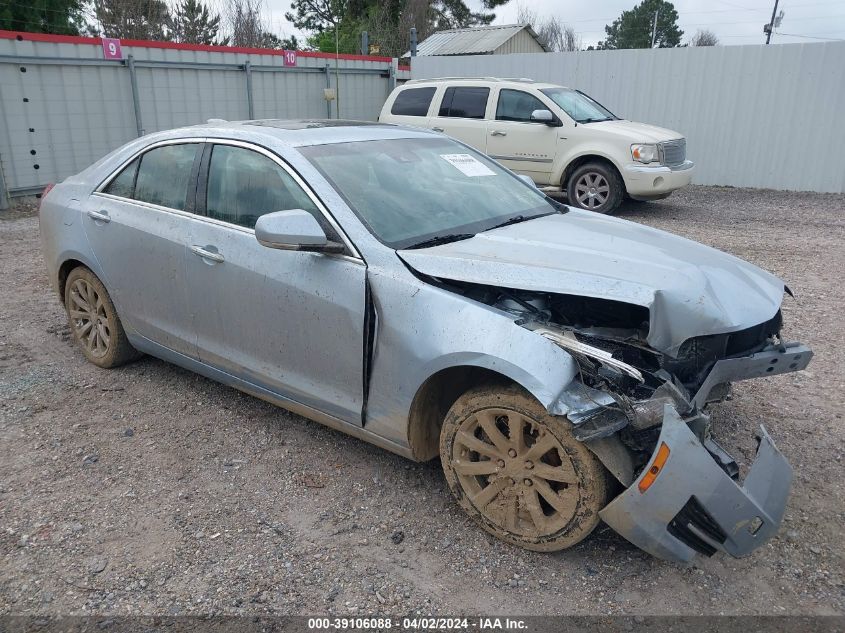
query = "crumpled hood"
(587, 120, 683, 143)
(398, 210, 785, 357)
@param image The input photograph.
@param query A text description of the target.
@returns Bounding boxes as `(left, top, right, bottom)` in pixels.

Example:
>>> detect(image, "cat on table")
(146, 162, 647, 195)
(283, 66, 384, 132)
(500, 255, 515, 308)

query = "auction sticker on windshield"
(440, 154, 496, 177)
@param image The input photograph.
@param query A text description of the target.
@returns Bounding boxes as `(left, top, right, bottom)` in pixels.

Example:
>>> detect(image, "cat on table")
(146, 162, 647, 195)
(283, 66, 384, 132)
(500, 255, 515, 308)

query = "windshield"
(540, 88, 617, 124)
(300, 137, 559, 249)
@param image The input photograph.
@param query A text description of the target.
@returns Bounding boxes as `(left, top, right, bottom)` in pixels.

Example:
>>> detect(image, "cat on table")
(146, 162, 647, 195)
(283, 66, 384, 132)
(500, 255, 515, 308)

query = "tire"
(439, 384, 610, 552)
(64, 266, 141, 368)
(566, 161, 624, 214)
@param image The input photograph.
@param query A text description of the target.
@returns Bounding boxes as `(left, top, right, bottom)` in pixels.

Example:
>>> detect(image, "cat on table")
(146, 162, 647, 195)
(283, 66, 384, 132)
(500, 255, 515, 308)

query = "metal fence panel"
(411, 43, 845, 193)
(0, 33, 410, 197)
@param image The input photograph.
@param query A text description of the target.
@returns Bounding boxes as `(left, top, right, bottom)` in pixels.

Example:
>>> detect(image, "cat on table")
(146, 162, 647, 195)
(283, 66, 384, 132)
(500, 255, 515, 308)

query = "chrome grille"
(659, 139, 686, 166)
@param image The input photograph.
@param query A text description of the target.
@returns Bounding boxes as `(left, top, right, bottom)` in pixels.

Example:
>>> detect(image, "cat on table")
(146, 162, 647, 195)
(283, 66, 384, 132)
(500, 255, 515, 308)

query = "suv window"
(438, 87, 489, 119)
(133, 144, 199, 210)
(205, 144, 320, 230)
(496, 89, 549, 123)
(391, 87, 436, 116)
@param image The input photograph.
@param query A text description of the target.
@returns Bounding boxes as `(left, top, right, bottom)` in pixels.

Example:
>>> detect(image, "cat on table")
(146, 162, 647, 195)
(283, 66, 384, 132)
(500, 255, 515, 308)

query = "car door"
(84, 141, 202, 358)
(185, 141, 367, 425)
(486, 89, 560, 185)
(429, 86, 490, 151)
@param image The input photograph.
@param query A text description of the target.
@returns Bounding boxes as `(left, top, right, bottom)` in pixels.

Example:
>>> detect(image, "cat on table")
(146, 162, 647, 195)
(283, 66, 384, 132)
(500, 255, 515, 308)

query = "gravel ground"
(1, 186, 843, 617)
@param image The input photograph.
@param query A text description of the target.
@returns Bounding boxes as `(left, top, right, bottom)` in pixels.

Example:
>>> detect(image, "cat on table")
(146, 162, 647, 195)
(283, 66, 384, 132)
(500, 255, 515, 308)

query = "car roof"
(139, 119, 438, 148)
(401, 77, 567, 90)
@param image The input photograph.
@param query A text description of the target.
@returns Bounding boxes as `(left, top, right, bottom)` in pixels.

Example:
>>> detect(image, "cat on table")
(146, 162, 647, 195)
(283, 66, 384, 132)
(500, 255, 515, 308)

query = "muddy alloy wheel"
(64, 266, 141, 368)
(440, 385, 609, 552)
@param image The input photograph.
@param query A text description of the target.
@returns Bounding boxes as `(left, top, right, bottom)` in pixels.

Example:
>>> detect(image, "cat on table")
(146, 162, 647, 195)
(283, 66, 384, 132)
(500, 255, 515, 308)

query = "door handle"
(190, 245, 224, 263)
(87, 209, 110, 223)
(490, 130, 507, 137)
(431, 127, 444, 132)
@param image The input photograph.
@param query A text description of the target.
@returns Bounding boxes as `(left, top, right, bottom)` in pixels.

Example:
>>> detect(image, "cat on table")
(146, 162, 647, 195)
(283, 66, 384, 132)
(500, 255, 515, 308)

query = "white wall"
(412, 43, 845, 193)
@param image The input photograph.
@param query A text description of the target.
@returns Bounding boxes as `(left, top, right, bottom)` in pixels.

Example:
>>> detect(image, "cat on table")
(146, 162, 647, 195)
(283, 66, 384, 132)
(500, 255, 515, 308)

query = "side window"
(391, 87, 436, 116)
(103, 157, 139, 198)
(206, 145, 321, 230)
(496, 89, 550, 123)
(134, 144, 198, 211)
(438, 87, 490, 119)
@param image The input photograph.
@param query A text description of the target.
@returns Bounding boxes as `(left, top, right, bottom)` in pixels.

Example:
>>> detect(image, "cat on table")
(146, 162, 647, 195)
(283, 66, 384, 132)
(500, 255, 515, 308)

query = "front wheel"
(440, 385, 610, 551)
(566, 161, 624, 214)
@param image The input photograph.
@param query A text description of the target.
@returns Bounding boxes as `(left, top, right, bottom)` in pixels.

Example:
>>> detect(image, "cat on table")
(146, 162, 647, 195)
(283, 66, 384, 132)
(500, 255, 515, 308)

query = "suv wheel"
(64, 266, 141, 368)
(566, 161, 624, 214)
(440, 384, 610, 551)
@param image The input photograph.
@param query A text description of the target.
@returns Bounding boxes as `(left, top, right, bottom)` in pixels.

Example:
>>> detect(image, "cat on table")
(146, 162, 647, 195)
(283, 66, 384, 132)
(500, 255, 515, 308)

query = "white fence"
(0, 30, 410, 202)
(412, 42, 845, 193)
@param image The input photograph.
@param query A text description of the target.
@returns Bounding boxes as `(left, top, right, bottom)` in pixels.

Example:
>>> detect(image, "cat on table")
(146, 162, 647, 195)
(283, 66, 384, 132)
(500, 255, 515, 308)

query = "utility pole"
(765, 0, 780, 44)
(650, 9, 660, 48)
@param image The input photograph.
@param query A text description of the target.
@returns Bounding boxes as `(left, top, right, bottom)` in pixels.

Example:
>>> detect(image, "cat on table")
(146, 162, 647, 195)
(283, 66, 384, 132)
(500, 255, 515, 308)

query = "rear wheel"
(439, 385, 609, 551)
(64, 266, 141, 368)
(566, 161, 624, 214)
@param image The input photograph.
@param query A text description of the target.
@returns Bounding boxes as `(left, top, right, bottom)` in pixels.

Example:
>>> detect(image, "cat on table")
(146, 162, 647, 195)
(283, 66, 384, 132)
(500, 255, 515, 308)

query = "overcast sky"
(257, 0, 845, 48)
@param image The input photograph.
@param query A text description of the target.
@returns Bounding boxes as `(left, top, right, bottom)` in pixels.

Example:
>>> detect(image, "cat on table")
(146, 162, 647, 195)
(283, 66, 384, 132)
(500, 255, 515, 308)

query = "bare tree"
(560, 23, 581, 52)
(516, 4, 580, 52)
(223, 0, 277, 47)
(690, 28, 718, 46)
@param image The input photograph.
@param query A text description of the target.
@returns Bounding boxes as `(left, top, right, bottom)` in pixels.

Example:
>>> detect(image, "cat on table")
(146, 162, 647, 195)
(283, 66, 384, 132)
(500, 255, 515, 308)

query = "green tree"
(0, 0, 87, 35)
(169, 0, 227, 44)
(286, 0, 348, 33)
(288, 0, 513, 56)
(279, 33, 300, 49)
(91, 0, 172, 40)
(599, 0, 682, 49)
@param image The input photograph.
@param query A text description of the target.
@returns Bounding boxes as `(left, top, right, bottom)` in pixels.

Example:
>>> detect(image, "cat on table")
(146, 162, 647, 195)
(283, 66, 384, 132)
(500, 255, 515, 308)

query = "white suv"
(379, 77, 694, 213)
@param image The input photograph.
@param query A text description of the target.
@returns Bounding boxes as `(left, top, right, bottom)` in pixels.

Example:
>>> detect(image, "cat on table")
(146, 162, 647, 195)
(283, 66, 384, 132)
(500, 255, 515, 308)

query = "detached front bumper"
(600, 405, 792, 563)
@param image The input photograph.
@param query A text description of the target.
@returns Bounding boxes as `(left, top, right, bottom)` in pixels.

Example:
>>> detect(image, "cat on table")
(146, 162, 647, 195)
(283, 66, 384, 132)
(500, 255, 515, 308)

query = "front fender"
(363, 268, 579, 450)
(554, 145, 626, 187)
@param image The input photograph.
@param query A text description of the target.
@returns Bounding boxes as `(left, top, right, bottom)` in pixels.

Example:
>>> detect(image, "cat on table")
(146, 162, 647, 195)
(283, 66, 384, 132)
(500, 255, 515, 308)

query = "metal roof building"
(406, 24, 548, 57)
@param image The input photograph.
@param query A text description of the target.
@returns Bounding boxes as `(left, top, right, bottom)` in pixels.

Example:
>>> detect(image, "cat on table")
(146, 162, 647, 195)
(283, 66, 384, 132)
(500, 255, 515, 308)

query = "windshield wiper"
(485, 214, 528, 231)
(405, 233, 476, 250)
(577, 117, 611, 124)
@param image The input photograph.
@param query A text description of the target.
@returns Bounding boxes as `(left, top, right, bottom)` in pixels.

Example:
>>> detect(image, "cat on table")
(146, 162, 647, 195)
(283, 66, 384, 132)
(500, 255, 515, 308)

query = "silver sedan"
(40, 120, 811, 561)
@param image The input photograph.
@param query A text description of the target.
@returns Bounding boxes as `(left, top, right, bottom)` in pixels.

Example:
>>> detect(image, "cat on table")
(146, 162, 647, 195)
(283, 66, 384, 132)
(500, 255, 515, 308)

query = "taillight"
(39, 183, 55, 210)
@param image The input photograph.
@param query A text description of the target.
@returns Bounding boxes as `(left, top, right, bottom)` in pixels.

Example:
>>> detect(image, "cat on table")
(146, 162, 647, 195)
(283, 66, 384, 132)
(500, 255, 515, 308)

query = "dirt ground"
(1, 185, 843, 617)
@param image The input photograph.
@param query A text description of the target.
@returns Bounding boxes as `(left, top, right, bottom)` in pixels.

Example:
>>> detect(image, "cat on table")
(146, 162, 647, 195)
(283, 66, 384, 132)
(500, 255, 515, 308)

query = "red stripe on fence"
(0, 29, 406, 64)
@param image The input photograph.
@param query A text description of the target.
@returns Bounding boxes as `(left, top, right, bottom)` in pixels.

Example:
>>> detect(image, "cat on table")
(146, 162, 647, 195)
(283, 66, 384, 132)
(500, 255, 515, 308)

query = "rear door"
(486, 88, 559, 185)
(429, 86, 491, 152)
(185, 141, 368, 424)
(84, 141, 202, 357)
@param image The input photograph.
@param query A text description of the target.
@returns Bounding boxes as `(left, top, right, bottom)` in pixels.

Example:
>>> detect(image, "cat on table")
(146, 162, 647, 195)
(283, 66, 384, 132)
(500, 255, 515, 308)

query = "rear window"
(390, 87, 436, 117)
(438, 87, 489, 119)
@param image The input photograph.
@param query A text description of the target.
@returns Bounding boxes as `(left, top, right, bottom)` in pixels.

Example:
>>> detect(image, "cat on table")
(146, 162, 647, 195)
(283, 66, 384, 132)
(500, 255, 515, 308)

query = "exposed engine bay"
(438, 279, 788, 476)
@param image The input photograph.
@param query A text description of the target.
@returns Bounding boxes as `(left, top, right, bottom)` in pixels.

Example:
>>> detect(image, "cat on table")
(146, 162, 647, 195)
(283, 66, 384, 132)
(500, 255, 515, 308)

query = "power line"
(775, 31, 845, 39)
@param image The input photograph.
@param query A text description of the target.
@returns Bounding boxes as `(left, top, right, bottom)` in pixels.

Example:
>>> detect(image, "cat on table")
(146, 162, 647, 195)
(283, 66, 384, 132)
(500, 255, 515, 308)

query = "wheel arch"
(407, 365, 517, 461)
(559, 153, 626, 192)
(405, 351, 574, 462)
(56, 252, 102, 304)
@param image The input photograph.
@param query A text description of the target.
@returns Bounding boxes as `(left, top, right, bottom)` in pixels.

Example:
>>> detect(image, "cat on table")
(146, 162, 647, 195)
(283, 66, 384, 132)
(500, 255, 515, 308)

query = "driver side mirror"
(255, 209, 344, 254)
(530, 109, 558, 126)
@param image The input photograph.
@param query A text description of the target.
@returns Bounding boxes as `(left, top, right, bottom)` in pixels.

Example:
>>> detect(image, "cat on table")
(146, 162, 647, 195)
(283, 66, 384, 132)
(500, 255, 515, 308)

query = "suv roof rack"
(404, 76, 536, 84)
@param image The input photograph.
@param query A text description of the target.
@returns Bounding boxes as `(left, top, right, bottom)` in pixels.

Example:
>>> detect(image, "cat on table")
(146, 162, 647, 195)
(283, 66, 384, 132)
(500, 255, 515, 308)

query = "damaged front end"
(444, 283, 813, 562)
